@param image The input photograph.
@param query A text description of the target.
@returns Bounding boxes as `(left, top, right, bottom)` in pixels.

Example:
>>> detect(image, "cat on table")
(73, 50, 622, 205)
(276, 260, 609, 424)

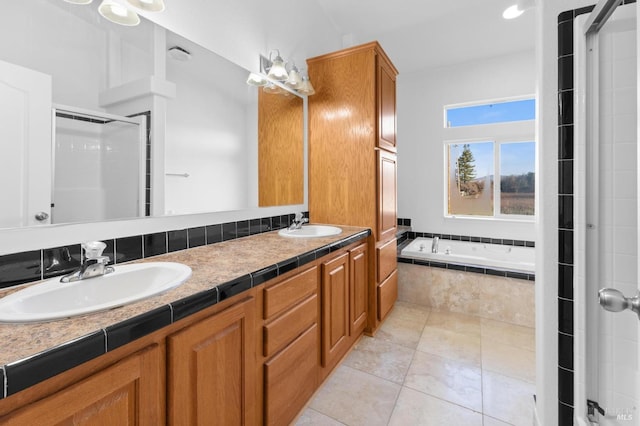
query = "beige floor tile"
(483, 415, 513, 426)
(404, 351, 482, 411)
(426, 310, 481, 336)
(482, 370, 535, 426)
(295, 408, 346, 425)
(482, 337, 535, 383)
(375, 303, 431, 350)
(343, 336, 414, 384)
(388, 387, 483, 426)
(416, 326, 482, 366)
(481, 318, 535, 352)
(309, 365, 401, 426)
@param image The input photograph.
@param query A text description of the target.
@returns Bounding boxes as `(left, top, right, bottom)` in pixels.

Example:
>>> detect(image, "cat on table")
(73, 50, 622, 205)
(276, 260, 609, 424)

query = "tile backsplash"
(0, 212, 307, 290)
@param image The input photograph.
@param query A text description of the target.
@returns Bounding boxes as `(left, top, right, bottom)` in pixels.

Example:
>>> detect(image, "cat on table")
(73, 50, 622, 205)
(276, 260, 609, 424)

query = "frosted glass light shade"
(246, 73, 268, 87)
(127, 0, 165, 12)
(285, 66, 302, 89)
(99, 0, 140, 25)
(263, 83, 284, 94)
(297, 78, 315, 96)
(267, 56, 288, 81)
(502, 5, 524, 19)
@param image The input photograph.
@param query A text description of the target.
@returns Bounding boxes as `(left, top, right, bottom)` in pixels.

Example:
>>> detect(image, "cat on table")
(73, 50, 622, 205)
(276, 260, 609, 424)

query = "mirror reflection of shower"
(52, 106, 147, 224)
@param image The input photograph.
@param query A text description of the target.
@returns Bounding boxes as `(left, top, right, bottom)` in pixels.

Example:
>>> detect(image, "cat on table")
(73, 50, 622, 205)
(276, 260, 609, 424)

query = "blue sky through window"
(446, 98, 535, 127)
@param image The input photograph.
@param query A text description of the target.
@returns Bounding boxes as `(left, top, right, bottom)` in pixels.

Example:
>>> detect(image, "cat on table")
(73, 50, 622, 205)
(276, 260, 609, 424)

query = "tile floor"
(295, 301, 536, 426)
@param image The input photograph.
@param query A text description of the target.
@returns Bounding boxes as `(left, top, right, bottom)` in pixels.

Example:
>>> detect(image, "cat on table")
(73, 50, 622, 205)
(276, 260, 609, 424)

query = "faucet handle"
(294, 212, 304, 222)
(82, 241, 107, 260)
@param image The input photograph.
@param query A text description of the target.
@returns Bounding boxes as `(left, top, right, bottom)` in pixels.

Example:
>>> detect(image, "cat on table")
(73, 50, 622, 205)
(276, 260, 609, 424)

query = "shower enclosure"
(52, 106, 146, 224)
(574, 1, 639, 424)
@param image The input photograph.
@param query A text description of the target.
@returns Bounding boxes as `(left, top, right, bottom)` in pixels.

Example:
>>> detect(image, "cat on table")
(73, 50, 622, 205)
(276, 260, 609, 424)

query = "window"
(444, 98, 535, 219)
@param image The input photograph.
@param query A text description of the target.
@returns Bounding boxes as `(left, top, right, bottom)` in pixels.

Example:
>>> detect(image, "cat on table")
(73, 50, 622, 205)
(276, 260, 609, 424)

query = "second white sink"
(278, 225, 342, 238)
(0, 262, 192, 323)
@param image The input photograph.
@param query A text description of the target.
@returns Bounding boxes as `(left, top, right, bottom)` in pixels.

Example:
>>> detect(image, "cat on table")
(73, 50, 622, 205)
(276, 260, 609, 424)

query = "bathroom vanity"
(0, 226, 372, 425)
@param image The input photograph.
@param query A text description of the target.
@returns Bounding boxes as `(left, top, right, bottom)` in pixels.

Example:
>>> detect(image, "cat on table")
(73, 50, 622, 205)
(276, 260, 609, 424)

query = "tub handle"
(598, 288, 640, 320)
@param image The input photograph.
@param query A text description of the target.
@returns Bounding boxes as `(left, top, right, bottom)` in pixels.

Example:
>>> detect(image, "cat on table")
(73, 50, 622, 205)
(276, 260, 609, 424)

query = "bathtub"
(400, 237, 535, 274)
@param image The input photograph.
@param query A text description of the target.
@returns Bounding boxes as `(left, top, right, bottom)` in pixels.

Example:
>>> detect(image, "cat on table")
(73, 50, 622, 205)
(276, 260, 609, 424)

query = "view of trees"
(456, 144, 484, 196)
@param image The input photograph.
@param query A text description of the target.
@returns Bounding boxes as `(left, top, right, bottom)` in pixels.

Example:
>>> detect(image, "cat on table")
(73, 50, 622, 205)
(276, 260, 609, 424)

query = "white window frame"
(443, 121, 536, 221)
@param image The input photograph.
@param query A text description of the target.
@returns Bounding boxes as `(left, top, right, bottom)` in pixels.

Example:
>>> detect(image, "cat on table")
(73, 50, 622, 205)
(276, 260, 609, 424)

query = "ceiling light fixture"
(503, 0, 535, 20)
(63, 0, 94, 4)
(247, 51, 315, 96)
(126, 0, 165, 12)
(98, 0, 140, 25)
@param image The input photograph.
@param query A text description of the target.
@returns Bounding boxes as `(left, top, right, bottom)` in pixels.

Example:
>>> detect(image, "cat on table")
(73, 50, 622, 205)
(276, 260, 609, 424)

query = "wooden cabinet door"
(264, 324, 319, 426)
(377, 269, 398, 322)
(168, 297, 256, 426)
(377, 55, 397, 152)
(0, 344, 164, 425)
(377, 150, 397, 242)
(321, 252, 350, 370)
(349, 243, 368, 337)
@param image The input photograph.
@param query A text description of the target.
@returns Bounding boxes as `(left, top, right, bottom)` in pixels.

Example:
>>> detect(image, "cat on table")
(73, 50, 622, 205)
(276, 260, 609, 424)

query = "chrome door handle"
(34, 211, 49, 221)
(598, 288, 640, 319)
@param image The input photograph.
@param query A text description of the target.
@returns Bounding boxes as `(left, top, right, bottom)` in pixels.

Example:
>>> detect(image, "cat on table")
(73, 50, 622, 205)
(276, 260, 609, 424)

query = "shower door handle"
(598, 288, 640, 319)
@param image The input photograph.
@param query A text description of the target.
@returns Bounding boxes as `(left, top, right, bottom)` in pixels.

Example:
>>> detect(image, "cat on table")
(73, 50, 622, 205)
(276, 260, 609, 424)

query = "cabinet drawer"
(263, 294, 318, 358)
(263, 266, 317, 320)
(377, 269, 397, 321)
(264, 324, 319, 426)
(376, 238, 397, 282)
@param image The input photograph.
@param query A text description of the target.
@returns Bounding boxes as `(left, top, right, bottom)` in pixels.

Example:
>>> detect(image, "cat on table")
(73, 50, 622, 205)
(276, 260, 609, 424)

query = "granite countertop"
(0, 225, 370, 397)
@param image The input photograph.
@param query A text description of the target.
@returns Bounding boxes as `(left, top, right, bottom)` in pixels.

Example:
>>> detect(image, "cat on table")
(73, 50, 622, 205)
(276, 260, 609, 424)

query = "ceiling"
(313, 0, 536, 74)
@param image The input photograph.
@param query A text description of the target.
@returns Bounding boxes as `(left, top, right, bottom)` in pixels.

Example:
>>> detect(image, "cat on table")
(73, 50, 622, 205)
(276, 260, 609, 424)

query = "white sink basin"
(278, 225, 342, 238)
(0, 262, 192, 323)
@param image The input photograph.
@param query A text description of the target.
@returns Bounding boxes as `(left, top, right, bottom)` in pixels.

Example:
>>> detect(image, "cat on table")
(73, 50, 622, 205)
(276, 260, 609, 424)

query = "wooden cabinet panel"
(377, 150, 397, 243)
(377, 269, 398, 321)
(0, 344, 163, 425)
(264, 324, 319, 426)
(378, 55, 397, 152)
(321, 252, 350, 369)
(263, 294, 318, 358)
(376, 238, 397, 283)
(263, 266, 318, 320)
(349, 243, 368, 337)
(168, 297, 255, 426)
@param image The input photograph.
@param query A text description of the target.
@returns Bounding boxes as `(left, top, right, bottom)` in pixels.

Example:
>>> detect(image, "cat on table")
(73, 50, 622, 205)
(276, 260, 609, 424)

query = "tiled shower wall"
(557, 2, 636, 424)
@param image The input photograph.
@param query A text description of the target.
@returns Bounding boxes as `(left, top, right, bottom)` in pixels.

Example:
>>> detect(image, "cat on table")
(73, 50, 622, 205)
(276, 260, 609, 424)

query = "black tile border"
(402, 231, 535, 248)
(0, 225, 370, 396)
(5, 331, 106, 396)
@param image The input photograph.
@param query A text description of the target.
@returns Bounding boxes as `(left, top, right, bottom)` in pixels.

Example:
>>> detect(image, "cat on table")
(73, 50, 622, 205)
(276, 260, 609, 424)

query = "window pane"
(447, 142, 494, 216)
(446, 99, 535, 127)
(500, 142, 535, 215)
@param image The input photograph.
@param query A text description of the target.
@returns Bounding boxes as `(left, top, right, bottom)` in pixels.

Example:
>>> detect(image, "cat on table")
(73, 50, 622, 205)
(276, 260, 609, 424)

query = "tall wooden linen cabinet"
(307, 41, 398, 334)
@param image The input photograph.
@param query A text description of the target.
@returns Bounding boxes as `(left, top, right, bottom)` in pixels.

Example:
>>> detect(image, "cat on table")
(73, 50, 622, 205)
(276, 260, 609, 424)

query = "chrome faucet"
(431, 237, 439, 253)
(288, 212, 309, 230)
(60, 241, 114, 283)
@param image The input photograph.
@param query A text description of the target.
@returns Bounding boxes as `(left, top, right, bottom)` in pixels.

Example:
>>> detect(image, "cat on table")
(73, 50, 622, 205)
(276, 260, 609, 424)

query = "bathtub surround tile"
(425, 310, 481, 336)
(309, 365, 401, 426)
(103, 239, 116, 264)
(481, 318, 535, 352)
(105, 306, 172, 351)
(144, 232, 167, 257)
(388, 387, 483, 426)
(482, 370, 535, 426)
(187, 226, 206, 248)
(5, 331, 105, 396)
(168, 229, 188, 253)
(478, 276, 535, 327)
(404, 351, 483, 412)
(343, 336, 414, 384)
(115, 235, 143, 263)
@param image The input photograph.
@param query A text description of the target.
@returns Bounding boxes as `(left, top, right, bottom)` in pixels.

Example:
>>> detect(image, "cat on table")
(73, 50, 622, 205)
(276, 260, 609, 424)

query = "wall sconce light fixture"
(248, 50, 315, 96)
(63, 0, 165, 26)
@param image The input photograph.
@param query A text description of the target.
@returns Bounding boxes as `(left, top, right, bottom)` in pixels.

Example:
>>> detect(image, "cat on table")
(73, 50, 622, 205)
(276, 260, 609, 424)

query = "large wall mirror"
(0, 0, 305, 230)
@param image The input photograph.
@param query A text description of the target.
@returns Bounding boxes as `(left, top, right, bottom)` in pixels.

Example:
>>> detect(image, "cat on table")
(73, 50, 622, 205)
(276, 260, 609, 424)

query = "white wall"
(397, 50, 536, 241)
(0, 0, 340, 255)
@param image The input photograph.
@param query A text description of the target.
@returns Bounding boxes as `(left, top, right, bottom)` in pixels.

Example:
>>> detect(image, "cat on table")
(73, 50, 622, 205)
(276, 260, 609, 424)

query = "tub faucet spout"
(431, 237, 439, 253)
